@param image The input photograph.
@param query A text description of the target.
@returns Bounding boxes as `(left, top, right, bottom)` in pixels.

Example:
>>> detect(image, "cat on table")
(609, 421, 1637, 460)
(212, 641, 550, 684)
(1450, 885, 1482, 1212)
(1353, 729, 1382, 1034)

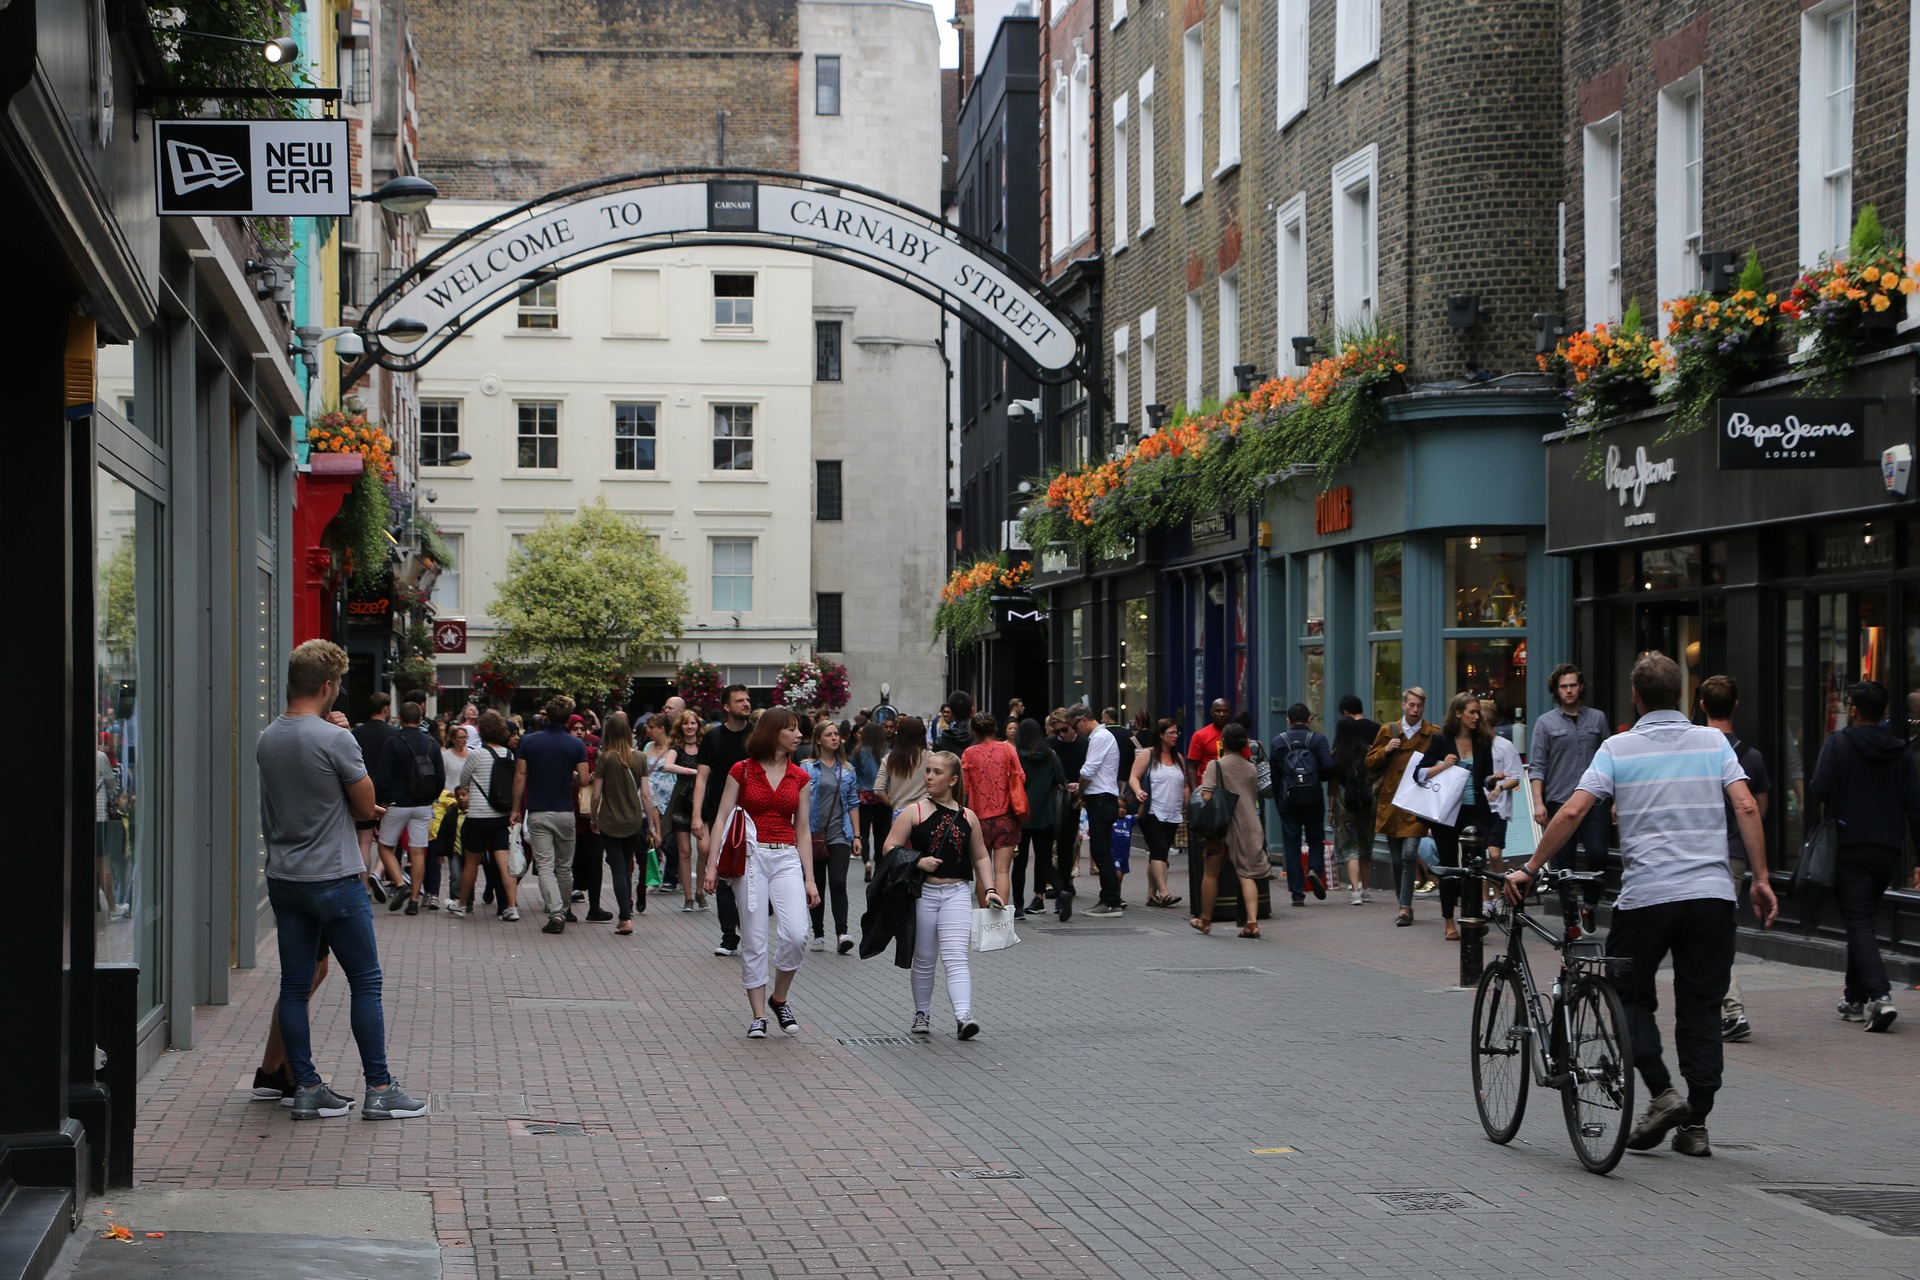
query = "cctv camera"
(334, 331, 366, 357)
(423, 488, 439, 504)
(1008, 398, 1041, 420)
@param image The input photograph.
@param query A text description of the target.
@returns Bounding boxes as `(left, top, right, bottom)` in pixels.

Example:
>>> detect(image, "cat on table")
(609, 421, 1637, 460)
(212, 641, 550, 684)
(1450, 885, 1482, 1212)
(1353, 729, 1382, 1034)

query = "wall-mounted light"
(357, 175, 439, 215)
(1144, 403, 1170, 434)
(1290, 336, 1319, 367)
(1446, 294, 1489, 329)
(1233, 364, 1263, 396)
(1532, 313, 1566, 354)
(1697, 249, 1738, 292)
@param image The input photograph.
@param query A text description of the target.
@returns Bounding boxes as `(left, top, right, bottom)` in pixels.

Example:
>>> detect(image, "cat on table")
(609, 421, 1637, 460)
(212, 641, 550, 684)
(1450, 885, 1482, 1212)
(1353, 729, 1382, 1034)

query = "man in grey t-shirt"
(1527, 662, 1613, 931)
(258, 640, 427, 1122)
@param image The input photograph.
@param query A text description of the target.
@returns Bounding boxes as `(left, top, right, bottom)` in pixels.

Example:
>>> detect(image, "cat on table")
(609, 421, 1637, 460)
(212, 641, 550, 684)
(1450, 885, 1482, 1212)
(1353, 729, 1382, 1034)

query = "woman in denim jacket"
(805, 721, 865, 953)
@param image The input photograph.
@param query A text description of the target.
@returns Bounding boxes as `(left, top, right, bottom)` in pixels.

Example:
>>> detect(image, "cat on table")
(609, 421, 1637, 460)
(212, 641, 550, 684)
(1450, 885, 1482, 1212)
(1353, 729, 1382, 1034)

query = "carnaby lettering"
(790, 199, 940, 265)
(1723, 410, 1856, 452)
(1603, 444, 1677, 508)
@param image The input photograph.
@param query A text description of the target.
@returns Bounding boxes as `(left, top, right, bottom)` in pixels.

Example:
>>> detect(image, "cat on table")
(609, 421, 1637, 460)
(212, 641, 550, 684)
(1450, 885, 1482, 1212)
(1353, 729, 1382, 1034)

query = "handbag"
(1253, 742, 1275, 801)
(970, 903, 1021, 952)
(1791, 818, 1838, 895)
(1186, 765, 1239, 840)
(717, 806, 753, 879)
(1005, 743, 1030, 821)
(507, 823, 528, 879)
(1389, 756, 1470, 827)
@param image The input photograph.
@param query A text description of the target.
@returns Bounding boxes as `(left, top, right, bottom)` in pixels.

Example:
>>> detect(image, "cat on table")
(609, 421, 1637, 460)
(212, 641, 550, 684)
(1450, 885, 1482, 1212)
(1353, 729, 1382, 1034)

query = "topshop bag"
(1791, 818, 1838, 895)
(1005, 743, 1031, 822)
(1390, 759, 1469, 827)
(971, 904, 1021, 952)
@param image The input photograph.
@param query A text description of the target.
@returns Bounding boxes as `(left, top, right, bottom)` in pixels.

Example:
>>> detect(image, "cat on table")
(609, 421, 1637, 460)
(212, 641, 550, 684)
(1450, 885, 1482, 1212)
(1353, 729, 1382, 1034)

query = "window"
(713, 274, 756, 329)
(420, 399, 461, 467)
(1275, 194, 1309, 371)
(1332, 146, 1378, 326)
(712, 404, 754, 471)
(1298, 551, 1327, 726)
(1185, 289, 1203, 408)
(1112, 94, 1131, 250)
(1050, 73, 1071, 257)
(711, 539, 754, 612)
(613, 403, 657, 472)
(516, 278, 557, 330)
(1218, 0, 1241, 171)
(1139, 308, 1158, 412)
(1137, 70, 1157, 233)
(817, 592, 844, 653)
(1069, 54, 1092, 245)
(1277, 0, 1309, 127)
(1217, 269, 1241, 400)
(815, 320, 842, 381)
(1113, 325, 1131, 430)
(429, 533, 462, 613)
(815, 55, 841, 115)
(515, 401, 558, 469)
(816, 459, 843, 521)
(1336, 0, 1380, 83)
(1182, 25, 1204, 198)
(1657, 76, 1704, 312)
(1111, 0, 1128, 26)
(1582, 117, 1623, 322)
(610, 268, 661, 335)
(1447, 534, 1529, 627)
(1369, 539, 1404, 723)
(1799, 2, 1856, 263)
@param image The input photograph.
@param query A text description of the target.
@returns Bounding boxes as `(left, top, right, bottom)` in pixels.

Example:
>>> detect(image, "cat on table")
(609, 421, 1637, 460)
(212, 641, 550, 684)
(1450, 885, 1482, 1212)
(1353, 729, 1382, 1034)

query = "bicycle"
(1435, 861, 1635, 1175)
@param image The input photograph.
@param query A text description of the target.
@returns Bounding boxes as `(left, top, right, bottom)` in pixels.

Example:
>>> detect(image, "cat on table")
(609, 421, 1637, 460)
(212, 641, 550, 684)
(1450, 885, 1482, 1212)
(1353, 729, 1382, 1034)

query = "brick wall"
(1562, 0, 1911, 331)
(411, 0, 800, 201)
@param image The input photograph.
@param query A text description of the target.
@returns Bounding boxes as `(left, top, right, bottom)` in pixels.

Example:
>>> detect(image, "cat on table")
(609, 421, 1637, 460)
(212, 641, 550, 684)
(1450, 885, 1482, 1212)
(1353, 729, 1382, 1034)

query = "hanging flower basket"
(771, 658, 850, 714)
(675, 659, 727, 719)
(471, 658, 518, 704)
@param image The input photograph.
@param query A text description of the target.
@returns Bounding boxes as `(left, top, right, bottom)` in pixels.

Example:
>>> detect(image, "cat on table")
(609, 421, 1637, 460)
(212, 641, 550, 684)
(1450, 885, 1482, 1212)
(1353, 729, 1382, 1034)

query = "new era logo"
(166, 139, 245, 194)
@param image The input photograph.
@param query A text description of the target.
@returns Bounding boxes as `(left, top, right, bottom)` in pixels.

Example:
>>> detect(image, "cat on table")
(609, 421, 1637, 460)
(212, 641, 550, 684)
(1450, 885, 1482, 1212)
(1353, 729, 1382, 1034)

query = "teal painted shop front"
(1259, 391, 1571, 749)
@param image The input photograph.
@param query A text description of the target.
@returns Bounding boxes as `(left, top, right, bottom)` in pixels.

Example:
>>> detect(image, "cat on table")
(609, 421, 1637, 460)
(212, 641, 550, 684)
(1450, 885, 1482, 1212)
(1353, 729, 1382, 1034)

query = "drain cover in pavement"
(1764, 1187, 1920, 1236)
(943, 1168, 1026, 1179)
(1375, 1191, 1473, 1213)
(507, 1119, 591, 1137)
(836, 1035, 920, 1047)
(1143, 966, 1267, 975)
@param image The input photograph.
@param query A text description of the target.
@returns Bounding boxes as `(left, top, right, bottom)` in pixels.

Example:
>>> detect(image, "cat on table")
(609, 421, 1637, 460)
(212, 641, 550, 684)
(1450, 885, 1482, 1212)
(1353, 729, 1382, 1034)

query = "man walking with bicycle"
(1506, 652, 1777, 1159)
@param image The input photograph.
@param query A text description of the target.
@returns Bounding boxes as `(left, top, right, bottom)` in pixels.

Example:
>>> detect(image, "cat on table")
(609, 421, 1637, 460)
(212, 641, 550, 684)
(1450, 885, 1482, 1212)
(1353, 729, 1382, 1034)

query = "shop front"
(1161, 514, 1258, 732)
(1545, 346, 1920, 972)
(1262, 394, 1570, 747)
(1031, 537, 1161, 720)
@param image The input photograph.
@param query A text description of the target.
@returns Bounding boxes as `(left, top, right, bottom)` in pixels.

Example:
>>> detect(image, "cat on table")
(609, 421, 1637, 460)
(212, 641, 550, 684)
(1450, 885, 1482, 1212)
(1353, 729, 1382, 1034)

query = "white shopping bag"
(970, 904, 1020, 952)
(507, 823, 528, 879)
(1389, 760, 1469, 827)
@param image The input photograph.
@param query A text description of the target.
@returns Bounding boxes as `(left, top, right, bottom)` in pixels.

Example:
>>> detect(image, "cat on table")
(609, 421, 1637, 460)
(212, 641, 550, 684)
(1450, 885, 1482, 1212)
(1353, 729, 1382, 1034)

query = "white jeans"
(913, 881, 974, 1021)
(734, 841, 808, 991)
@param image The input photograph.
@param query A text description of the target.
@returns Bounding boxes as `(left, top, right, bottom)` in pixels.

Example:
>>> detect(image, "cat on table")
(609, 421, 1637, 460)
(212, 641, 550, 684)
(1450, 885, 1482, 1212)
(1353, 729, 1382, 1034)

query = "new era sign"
(154, 120, 350, 216)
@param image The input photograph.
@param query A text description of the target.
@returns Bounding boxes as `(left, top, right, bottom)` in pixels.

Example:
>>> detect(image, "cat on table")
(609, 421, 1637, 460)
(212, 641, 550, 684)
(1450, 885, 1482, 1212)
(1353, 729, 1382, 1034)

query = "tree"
(486, 499, 689, 701)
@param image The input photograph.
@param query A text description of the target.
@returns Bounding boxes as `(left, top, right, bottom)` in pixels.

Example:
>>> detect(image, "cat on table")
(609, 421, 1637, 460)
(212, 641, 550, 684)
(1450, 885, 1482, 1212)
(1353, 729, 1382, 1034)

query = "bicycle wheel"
(1559, 978, 1635, 1174)
(1470, 961, 1530, 1143)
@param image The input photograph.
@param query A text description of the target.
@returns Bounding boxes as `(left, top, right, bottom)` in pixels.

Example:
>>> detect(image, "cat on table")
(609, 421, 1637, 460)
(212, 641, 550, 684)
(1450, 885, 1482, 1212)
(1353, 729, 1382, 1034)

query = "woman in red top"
(960, 713, 1025, 906)
(702, 707, 819, 1039)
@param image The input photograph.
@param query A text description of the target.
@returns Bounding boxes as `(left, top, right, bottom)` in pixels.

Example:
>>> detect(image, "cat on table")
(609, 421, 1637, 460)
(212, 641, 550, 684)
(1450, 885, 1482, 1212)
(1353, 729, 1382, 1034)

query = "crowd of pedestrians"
(256, 643, 1915, 1125)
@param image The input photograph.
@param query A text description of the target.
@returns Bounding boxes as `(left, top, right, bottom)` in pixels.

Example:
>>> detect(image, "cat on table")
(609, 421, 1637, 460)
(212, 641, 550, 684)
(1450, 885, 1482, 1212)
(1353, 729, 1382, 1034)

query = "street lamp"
(358, 175, 439, 215)
(379, 316, 431, 344)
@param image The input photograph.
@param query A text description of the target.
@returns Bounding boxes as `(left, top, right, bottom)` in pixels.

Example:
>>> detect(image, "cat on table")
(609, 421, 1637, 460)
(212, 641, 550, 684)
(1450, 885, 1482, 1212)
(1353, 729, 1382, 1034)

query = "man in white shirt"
(1069, 705, 1125, 915)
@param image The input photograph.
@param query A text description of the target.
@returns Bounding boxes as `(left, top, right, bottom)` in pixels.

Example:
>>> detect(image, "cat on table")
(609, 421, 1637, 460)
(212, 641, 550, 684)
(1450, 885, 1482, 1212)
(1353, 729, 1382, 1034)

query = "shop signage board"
(1718, 398, 1869, 470)
(433, 619, 467, 654)
(1314, 486, 1353, 536)
(1191, 512, 1234, 545)
(154, 120, 350, 216)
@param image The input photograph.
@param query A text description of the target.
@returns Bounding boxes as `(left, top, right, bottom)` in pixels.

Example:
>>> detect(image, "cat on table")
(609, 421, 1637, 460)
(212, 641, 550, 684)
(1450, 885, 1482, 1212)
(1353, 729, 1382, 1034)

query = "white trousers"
(734, 841, 808, 991)
(912, 881, 974, 1021)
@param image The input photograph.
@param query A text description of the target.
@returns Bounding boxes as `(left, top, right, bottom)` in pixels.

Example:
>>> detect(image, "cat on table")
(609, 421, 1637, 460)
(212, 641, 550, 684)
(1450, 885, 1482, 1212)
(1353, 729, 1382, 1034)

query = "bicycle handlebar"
(1433, 866, 1604, 888)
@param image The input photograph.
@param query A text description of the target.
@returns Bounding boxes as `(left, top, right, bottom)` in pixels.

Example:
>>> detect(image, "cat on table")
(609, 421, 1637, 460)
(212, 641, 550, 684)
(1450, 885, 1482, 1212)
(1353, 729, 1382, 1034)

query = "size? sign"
(154, 120, 351, 216)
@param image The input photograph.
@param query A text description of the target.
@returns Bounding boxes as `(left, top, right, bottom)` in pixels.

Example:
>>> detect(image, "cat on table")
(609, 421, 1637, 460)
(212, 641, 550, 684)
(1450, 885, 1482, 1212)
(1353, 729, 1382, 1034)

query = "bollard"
(1457, 825, 1487, 988)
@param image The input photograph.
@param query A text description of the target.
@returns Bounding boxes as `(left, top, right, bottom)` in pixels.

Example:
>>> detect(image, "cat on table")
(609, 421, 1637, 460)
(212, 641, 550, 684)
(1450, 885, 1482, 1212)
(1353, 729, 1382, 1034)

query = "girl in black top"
(880, 751, 997, 1039)
(1415, 692, 1496, 940)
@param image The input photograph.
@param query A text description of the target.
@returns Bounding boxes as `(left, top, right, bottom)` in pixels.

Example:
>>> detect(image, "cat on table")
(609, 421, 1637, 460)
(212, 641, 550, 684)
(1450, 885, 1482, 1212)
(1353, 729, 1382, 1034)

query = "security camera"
(1008, 398, 1041, 420)
(423, 488, 439, 504)
(334, 331, 365, 358)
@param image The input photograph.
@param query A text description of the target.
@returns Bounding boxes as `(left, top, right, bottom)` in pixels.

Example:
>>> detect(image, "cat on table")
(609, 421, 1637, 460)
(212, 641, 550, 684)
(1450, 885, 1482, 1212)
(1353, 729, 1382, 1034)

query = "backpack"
(483, 745, 517, 814)
(406, 733, 443, 805)
(1342, 760, 1375, 813)
(1281, 731, 1321, 809)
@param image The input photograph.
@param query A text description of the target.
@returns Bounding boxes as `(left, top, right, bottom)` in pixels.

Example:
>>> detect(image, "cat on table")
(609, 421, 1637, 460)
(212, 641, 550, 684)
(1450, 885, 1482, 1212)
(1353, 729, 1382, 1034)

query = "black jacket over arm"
(858, 845, 925, 968)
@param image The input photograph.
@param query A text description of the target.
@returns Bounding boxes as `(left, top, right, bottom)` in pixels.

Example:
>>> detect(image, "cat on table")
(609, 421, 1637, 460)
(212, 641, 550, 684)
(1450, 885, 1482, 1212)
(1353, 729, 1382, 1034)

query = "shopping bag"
(644, 844, 663, 888)
(970, 904, 1020, 952)
(1186, 785, 1238, 840)
(1110, 813, 1135, 874)
(1791, 819, 1838, 895)
(1390, 759, 1469, 827)
(507, 823, 528, 879)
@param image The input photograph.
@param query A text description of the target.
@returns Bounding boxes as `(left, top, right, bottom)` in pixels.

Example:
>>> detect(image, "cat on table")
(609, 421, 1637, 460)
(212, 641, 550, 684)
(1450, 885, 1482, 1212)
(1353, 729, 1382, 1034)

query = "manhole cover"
(835, 1036, 919, 1047)
(1376, 1191, 1471, 1213)
(506, 1119, 592, 1137)
(1765, 1187, 1920, 1236)
(1142, 966, 1266, 975)
(943, 1168, 1026, 1180)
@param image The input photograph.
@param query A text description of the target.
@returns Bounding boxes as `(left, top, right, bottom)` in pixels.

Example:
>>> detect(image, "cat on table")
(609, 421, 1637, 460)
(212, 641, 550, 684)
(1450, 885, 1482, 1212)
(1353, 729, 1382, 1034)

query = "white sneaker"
(809, 936, 827, 951)
(445, 902, 466, 917)
(501, 907, 520, 922)
(1361, 890, 1371, 903)
(1350, 889, 1365, 905)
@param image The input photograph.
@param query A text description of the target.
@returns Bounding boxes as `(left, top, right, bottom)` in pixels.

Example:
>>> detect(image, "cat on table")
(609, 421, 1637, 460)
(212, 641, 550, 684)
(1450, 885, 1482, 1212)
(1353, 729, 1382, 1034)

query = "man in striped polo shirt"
(1507, 651, 1779, 1159)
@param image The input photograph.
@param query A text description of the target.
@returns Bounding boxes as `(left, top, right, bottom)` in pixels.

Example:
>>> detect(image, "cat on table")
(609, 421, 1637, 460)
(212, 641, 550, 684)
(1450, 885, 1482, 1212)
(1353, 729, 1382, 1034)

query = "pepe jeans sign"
(1717, 398, 1869, 469)
(1602, 445, 1678, 527)
(154, 120, 350, 216)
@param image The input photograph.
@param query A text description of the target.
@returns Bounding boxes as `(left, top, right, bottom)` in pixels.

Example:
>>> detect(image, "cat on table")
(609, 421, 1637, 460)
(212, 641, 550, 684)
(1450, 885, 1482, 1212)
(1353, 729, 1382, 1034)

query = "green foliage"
(1619, 297, 1644, 335)
(414, 513, 456, 568)
(152, 1, 313, 119)
(99, 539, 137, 652)
(1851, 204, 1887, 260)
(1737, 249, 1766, 293)
(487, 498, 690, 702)
(340, 467, 392, 591)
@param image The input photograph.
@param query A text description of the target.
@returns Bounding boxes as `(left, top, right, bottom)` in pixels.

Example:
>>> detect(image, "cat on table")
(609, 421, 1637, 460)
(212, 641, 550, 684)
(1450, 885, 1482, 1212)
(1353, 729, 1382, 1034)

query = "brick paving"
(113, 862, 1920, 1279)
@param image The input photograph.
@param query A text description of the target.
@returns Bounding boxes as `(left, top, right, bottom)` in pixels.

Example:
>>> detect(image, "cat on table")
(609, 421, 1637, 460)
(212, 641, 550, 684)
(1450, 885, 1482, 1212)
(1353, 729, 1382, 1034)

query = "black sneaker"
(1306, 870, 1327, 901)
(564, 910, 580, 923)
(367, 877, 388, 904)
(957, 1017, 981, 1041)
(1057, 888, 1074, 922)
(251, 1064, 294, 1100)
(1026, 897, 1045, 915)
(541, 917, 566, 935)
(585, 908, 614, 922)
(403, 899, 419, 916)
(1721, 1014, 1752, 1042)
(747, 1018, 768, 1039)
(769, 999, 799, 1035)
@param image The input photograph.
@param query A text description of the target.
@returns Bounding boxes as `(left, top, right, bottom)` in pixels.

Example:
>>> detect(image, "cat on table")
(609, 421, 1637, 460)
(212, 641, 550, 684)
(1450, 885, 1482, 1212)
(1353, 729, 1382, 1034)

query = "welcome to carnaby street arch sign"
(349, 168, 1087, 384)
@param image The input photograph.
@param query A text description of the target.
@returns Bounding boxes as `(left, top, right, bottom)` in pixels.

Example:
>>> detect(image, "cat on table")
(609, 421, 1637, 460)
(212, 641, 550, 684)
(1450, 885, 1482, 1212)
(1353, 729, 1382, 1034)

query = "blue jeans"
(1278, 805, 1327, 902)
(267, 873, 390, 1089)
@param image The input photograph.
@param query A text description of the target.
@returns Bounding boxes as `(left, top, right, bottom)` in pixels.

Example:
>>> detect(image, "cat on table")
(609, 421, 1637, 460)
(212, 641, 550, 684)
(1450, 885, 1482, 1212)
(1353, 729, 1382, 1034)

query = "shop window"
(1120, 597, 1152, 724)
(1638, 545, 1702, 591)
(1303, 552, 1326, 636)
(1447, 535, 1528, 627)
(1068, 607, 1090, 704)
(1371, 541, 1403, 631)
(1447, 637, 1527, 725)
(1370, 640, 1402, 727)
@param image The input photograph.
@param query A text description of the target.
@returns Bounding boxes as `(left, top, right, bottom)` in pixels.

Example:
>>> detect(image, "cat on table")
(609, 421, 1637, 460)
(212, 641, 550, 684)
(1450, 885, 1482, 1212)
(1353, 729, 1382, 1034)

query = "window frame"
(1582, 115, 1624, 324)
(1656, 72, 1705, 317)
(711, 402, 756, 474)
(1182, 25, 1204, 200)
(1335, 0, 1380, 84)
(1216, 269, 1241, 401)
(1113, 325, 1131, 431)
(1217, 0, 1242, 174)
(1184, 288, 1204, 410)
(429, 531, 462, 613)
(611, 401, 658, 473)
(1799, 1, 1856, 265)
(1331, 145, 1379, 328)
(1069, 53, 1092, 245)
(1140, 307, 1159, 412)
(710, 538, 755, 614)
(816, 592, 845, 653)
(515, 278, 559, 330)
(712, 272, 758, 332)
(420, 398, 462, 469)
(1050, 70, 1072, 259)
(815, 55, 842, 116)
(1137, 69, 1157, 234)
(1111, 92, 1131, 251)
(816, 459, 844, 522)
(815, 319, 843, 381)
(514, 400, 560, 470)
(1275, 193, 1309, 371)
(1276, 0, 1309, 129)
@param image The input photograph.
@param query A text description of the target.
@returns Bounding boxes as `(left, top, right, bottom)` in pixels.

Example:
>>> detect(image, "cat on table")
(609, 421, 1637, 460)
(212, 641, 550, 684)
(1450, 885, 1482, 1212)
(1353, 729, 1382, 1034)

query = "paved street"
(76, 860, 1920, 1280)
